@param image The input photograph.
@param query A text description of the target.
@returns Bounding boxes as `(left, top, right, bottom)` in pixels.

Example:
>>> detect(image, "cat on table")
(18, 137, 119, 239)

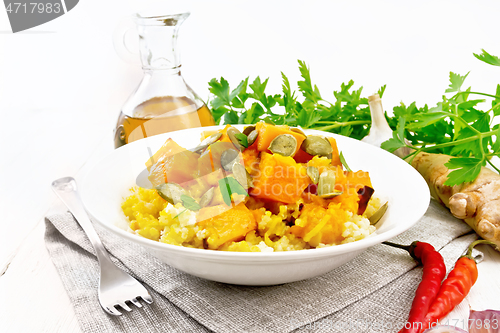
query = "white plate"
(81, 125, 430, 286)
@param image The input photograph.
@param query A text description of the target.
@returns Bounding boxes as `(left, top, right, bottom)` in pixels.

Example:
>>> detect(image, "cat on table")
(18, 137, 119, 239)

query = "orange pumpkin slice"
(147, 139, 199, 187)
(250, 152, 310, 204)
(197, 202, 257, 250)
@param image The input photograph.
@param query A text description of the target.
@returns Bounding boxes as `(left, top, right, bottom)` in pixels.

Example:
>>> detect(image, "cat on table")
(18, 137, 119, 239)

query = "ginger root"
(411, 152, 500, 250)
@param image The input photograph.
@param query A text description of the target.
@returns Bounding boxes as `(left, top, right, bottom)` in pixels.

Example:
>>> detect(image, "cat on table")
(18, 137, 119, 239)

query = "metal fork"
(51, 176, 153, 316)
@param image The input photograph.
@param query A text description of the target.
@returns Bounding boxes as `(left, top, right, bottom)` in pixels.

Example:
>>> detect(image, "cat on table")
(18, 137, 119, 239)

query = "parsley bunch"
(383, 49, 500, 186)
(207, 50, 500, 186)
(208, 60, 385, 140)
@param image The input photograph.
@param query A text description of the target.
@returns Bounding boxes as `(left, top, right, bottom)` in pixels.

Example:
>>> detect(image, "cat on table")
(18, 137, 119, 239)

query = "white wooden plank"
(0, 131, 114, 332)
(0, 219, 82, 333)
(0, 108, 114, 273)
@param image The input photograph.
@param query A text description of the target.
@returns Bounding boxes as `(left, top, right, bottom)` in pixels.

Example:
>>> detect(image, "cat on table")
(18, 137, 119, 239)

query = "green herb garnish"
(234, 133, 249, 148)
(339, 152, 352, 172)
(173, 208, 188, 220)
(181, 194, 201, 211)
(218, 177, 248, 206)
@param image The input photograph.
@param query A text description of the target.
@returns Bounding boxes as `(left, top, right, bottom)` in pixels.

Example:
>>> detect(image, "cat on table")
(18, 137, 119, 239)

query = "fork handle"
(51, 177, 114, 266)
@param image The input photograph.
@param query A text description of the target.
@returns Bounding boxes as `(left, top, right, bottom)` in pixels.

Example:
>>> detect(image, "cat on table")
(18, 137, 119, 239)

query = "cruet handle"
(112, 16, 141, 65)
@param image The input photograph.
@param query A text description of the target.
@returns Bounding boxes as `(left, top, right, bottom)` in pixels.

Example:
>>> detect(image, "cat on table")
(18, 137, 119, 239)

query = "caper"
(290, 127, 307, 138)
(317, 169, 339, 198)
(227, 126, 245, 151)
(192, 132, 222, 153)
(156, 183, 186, 205)
(232, 163, 252, 189)
(268, 134, 297, 157)
(220, 148, 240, 171)
(306, 166, 320, 184)
(243, 125, 256, 136)
(247, 130, 258, 146)
(301, 135, 333, 157)
(199, 187, 215, 208)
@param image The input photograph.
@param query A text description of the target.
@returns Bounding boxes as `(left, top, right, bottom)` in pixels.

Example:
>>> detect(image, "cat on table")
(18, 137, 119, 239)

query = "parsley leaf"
(229, 78, 248, 101)
(234, 133, 248, 148)
(473, 49, 500, 67)
(444, 157, 485, 186)
(211, 106, 229, 124)
(381, 117, 407, 153)
(445, 72, 469, 93)
(406, 109, 449, 130)
(224, 111, 239, 124)
(298, 60, 319, 103)
(249, 77, 268, 100)
(339, 152, 352, 172)
(209, 77, 231, 108)
(245, 102, 265, 124)
(281, 72, 296, 114)
(218, 177, 248, 206)
(181, 194, 201, 211)
(381, 136, 406, 153)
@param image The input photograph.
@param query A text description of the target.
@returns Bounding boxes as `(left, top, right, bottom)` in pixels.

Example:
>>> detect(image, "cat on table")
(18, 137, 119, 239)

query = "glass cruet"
(114, 12, 215, 148)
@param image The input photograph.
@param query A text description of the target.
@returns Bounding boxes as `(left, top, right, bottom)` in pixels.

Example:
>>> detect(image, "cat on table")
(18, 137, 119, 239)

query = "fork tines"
(104, 295, 153, 316)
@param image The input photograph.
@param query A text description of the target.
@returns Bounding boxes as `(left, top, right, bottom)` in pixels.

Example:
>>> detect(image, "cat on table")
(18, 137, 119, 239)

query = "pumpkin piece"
(307, 156, 334, 175)
(198, 141, 237, 176)
(250, 152, 310, 204)
(289, 202, 348, 246)
(301, 191, 329, 208)
(345, 170, 373, 192)
(250, 208, 266, 225)
(200, 125, 232, 143)
(242, 148, 260, 173)
(217, 124, 233, 143)
(204, 168, 224, 187)
(329, 190, 360, 214)
(197, 149, 213, 177)
(196, 204, 229, 222)
(255, 122, 305, 156)
(327, 137, 342, 167)
(197, 202, 257, 250)
(334, 165, 348, 184)
(147, 139, 199, 187)
(146, 138, 185, 171)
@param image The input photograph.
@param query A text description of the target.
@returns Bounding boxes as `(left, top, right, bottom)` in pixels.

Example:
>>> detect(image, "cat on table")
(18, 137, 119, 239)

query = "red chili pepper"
(383, 241, 446, 333)
(418, 240, 495, 333)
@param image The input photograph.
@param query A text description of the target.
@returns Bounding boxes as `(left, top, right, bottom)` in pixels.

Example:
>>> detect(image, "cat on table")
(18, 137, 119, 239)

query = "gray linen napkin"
(45, 200, 480, 333)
